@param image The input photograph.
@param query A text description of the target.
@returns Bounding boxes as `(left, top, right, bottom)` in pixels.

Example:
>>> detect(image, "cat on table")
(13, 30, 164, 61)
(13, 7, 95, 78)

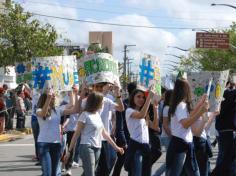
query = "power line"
(21, 0, 236, 22)
(0, 7, 229, 30)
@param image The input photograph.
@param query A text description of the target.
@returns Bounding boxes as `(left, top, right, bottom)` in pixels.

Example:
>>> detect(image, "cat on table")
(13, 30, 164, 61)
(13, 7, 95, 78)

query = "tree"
(180, 23, 236, 73)
(0, 2, 63, 68)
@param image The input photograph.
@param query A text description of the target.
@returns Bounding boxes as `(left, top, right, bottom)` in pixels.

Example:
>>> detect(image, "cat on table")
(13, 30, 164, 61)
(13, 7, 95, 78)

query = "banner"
(187, 70, 229, 112)
(77, 53, 119, 85)
(16, 56, 79, 91)
(138, 53, 161, 95)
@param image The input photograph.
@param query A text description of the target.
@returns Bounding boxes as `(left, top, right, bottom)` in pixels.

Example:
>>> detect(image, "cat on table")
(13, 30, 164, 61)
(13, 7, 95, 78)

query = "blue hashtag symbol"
(32, 64, 52, 89)
(139, 58, 154, 87)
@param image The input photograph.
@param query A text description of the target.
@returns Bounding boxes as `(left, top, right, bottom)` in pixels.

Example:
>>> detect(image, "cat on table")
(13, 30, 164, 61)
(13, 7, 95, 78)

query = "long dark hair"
(161, 89, 173, 122)
(37, 93, 55, 119)
(84, 92, 103, 113)
(129, 89, 146, 110)
(169, 79, 192, 116)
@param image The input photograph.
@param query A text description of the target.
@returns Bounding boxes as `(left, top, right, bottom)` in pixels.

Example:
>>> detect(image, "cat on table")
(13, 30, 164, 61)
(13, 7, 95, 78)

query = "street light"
(211, 3, 236, 9)
(167, 45, 189, 52)
(165, 53, 182, 59)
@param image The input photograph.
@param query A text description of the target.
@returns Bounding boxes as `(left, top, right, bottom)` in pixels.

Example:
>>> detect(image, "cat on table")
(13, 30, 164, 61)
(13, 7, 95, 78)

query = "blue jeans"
(38, 142, 62, 176)
(166, 136, 200, 176)
(79, 144, 101, 176)
(96, 141, 117, 176)
(129, 150, 142, 176)
(73, 136, 81, 163)
(31, 117, 39, 158)
(153, 136, 171, 176)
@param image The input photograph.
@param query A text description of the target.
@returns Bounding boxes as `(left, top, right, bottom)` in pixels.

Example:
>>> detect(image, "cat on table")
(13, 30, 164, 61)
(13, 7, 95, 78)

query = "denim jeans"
(129, 150, 142, 176)
(96, 141, 117, 176)
(166, 136, 200, 176)
(73, 136, 81, 163)
(193, 136, 210, 176)
(38, 142, 62, 176)
(153, 136, 171, 176)
(31, 117, 39, 158)
(79, 144, 101, 176)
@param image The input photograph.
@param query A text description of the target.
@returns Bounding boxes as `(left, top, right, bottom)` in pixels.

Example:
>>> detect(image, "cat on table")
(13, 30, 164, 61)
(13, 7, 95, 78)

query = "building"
(89, 31, 113, 54)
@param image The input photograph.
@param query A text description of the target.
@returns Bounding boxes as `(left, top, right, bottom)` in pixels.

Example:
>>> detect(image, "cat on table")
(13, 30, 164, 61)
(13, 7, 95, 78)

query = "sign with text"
(196, 32, 229, 49)
(187, 70, 229, 112)
(16, 56, 79, 91)
(77, 53, 119, 85)
(138, 53, 161, 96)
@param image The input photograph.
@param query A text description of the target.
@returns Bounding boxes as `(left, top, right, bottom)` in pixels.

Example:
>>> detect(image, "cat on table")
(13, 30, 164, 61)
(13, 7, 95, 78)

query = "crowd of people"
(0, 76, 235, 176)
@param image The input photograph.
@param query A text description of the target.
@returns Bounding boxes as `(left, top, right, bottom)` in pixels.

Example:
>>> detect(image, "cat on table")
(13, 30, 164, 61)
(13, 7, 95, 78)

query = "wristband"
(116, 95, 122, 99)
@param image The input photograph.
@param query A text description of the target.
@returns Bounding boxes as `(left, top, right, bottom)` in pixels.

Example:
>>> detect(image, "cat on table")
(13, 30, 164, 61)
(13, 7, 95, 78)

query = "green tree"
(0, 2, 63, 68)
(180, 23, 236, 73)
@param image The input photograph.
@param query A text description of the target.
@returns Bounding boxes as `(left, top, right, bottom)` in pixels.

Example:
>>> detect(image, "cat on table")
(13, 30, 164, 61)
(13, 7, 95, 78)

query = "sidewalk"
(0, 128, 32, 142)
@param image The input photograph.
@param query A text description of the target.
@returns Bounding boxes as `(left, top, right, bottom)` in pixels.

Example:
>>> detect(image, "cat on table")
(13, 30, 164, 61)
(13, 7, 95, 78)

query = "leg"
(73, 136, 81, 164)
(165, 140, 187, 176)
(50, 143, 61, 176)
(80, 144, 98, 176)
(38, 142, 52, 176)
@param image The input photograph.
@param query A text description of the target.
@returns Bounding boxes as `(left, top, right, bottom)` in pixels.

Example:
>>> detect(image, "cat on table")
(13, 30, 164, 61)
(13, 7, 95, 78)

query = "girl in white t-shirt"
(124, 88, 158, 176)
(36, 88, 80, 176)
(65, 92, 124, 176)
(191, 111, 219, 176)
(165, 79, 209, 176)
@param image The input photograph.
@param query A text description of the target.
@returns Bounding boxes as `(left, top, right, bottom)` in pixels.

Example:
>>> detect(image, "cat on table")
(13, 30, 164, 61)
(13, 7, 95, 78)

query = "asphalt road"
(0, 134, 219, 176)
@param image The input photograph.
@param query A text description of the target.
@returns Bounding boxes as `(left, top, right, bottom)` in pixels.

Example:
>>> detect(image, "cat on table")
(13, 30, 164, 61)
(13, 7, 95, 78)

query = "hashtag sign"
(32, 64, 52, 89)
(139, 58, 154, 87)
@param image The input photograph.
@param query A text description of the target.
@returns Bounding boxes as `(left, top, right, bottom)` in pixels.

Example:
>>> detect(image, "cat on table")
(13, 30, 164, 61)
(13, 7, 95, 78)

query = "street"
(0, 133, 218, 176)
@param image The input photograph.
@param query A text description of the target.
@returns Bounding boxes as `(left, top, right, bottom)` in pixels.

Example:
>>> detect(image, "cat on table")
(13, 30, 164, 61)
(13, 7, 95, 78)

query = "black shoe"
(35, 162, 41, 166)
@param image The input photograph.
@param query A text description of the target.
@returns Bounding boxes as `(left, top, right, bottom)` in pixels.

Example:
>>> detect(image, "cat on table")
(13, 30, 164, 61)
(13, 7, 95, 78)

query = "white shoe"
(65, 169, 72, 176)
(72, 161, 79, 168)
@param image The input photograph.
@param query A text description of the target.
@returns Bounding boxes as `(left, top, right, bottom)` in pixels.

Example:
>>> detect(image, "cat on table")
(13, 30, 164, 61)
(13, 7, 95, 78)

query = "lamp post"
(167, 45, 189, 52)
(165, 53, 182, 59)
(211, 3, 236, 9)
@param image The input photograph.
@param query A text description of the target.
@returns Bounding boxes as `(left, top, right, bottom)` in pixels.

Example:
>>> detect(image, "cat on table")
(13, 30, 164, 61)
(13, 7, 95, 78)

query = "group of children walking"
(30, 76, 235, 176)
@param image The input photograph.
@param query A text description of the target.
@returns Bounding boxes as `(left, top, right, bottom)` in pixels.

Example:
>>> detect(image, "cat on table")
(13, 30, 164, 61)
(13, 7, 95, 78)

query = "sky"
(14, 0, 236, 76)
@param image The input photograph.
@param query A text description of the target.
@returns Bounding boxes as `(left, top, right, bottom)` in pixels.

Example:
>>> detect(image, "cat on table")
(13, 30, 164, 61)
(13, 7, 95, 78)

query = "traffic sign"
(196, 32, 229, 49)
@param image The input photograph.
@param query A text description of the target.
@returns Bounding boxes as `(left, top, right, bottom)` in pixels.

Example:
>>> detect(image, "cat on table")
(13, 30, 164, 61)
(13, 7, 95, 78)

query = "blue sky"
(15, 0, 236, 75)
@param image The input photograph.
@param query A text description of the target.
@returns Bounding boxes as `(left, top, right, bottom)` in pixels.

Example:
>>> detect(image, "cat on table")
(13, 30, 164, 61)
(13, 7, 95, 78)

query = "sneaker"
(65, 169, 72, 176)
(72, 161, 79, 168)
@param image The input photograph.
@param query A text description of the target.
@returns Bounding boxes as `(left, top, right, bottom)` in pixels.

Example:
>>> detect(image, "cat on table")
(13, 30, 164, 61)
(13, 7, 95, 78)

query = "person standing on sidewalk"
(15, 90, 26, 129)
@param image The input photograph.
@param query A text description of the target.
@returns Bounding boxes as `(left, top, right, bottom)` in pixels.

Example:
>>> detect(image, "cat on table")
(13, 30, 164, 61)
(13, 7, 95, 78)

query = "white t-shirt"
(171, 102, 193, 143)
(81, 96, 117, 136)
(78, 111, 104, 148)
(37, 105, 65, 143)
(193, 117, 207, 139)
(161, 106, 171, 138)
(65, 113, 79, 132)
(126, 108, 149, 144)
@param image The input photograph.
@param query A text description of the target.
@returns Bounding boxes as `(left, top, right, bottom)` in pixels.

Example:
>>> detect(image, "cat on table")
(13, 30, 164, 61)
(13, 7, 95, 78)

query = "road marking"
(0, 144, 34, 147)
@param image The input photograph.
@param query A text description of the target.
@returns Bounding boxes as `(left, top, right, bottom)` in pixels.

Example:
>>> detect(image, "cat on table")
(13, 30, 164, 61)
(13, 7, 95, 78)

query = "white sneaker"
(65, 169, 72, 176)
(72, 161, 79, 168)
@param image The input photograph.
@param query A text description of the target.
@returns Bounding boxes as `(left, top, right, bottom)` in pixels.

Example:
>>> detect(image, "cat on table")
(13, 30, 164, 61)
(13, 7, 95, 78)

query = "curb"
(0, 128, 32, 142)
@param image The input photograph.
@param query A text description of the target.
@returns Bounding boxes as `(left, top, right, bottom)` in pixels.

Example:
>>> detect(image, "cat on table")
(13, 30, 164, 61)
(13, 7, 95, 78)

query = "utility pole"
(123, 44, 135, 90)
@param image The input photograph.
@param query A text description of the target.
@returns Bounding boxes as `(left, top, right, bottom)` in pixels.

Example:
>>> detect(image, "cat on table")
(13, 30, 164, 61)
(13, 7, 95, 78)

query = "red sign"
(196, 32, 229, 49)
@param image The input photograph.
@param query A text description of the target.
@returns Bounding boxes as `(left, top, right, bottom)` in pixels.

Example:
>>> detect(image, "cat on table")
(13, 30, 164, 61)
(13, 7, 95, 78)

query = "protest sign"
(187, 70, 229, 112)
(16, 56, 79, 91)
(138, 53, 161, 95)
(77, 53, 119, 85)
